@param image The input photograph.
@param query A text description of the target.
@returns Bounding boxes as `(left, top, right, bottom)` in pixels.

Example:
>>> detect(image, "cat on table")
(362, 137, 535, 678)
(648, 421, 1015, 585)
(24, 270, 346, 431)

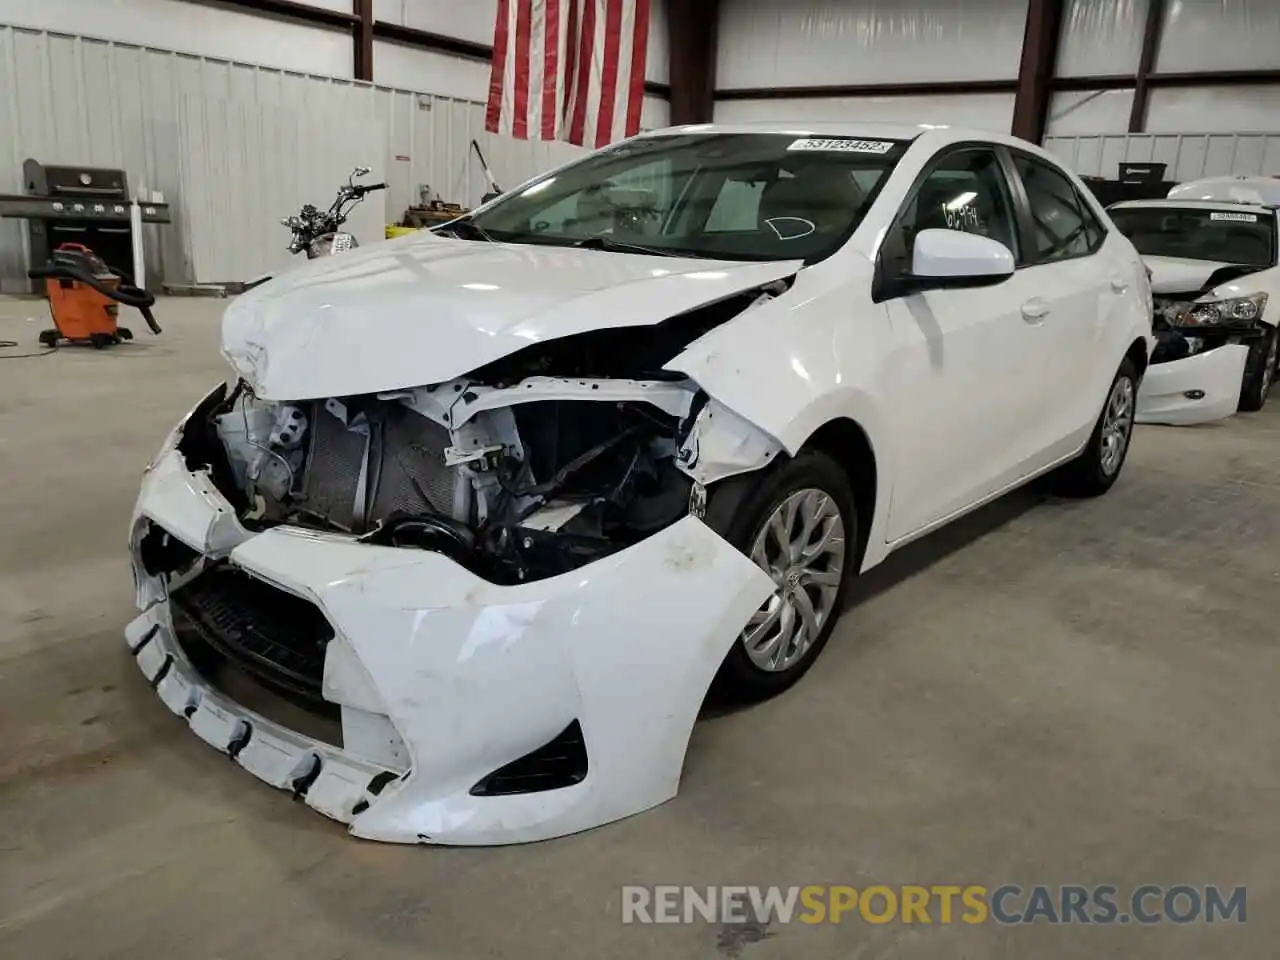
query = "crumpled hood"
(222, 232, 802, 400)
(1143, 255, 1240, 295)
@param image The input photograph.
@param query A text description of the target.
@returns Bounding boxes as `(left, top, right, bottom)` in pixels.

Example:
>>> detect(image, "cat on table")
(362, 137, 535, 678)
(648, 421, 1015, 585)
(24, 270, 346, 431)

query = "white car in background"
(127, 122, 1152, 845)
(1109, 176, 1280, 424)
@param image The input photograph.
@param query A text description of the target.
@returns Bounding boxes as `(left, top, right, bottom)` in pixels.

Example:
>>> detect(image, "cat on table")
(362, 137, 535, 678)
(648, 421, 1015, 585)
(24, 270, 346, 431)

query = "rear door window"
(1013, 155, 1104, 263)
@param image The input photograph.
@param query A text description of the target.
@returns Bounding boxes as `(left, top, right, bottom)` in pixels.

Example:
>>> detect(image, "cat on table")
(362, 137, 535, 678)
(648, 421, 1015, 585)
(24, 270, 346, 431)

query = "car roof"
(1109, 198, 1274, 216)
(638, 120, 1041, 152)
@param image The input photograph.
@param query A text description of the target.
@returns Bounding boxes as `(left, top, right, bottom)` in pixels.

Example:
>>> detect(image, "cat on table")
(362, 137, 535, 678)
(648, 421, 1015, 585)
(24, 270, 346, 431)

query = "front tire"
(706, 452, 857, 702)
(1048, 357, 1138, 498)
(1238, 326, 1278, 412)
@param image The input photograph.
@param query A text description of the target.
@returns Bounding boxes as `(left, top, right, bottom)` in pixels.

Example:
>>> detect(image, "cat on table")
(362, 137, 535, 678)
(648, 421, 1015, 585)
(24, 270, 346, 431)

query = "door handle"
(1021, 298, 1050, 322)
(1110, 277, 1129, 293)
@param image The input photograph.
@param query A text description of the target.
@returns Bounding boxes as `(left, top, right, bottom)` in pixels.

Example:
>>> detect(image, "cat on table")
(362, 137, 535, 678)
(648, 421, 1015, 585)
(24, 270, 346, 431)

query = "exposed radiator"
(301, 403, 367, 531)
(369, 405, 456, 519)
(300, 401, 456, 531)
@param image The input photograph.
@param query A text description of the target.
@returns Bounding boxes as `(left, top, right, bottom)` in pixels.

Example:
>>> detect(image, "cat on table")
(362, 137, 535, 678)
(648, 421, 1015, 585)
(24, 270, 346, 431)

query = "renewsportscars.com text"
(621, 884, 1247, 926)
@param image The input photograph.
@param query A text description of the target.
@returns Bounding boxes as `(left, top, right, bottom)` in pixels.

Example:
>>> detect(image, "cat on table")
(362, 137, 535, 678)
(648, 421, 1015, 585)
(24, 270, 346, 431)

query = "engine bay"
(177, 375, 706, 584)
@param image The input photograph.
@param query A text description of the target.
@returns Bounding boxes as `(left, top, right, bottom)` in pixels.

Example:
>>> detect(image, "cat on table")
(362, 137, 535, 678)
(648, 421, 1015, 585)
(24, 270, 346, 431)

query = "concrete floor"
(1, 296, 1277, 959)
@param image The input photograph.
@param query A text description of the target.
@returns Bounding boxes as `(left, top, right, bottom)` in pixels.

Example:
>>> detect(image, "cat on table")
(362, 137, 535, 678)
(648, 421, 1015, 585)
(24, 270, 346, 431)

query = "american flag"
(485, 0, 651, 148)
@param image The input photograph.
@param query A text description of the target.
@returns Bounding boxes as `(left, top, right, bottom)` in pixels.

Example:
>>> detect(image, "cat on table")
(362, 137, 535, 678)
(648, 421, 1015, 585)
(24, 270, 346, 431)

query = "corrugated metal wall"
(714, 0, 1026, 132)
(176, 97, 388, 283)
(0, 25, 609, 289)
(1044, 133, 1280, 181)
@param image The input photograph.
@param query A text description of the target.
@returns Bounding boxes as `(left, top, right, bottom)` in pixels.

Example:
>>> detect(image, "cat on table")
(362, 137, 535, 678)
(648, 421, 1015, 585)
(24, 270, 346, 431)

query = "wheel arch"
(1126, 336, 1150, 381)
(797, 417, 878, 570)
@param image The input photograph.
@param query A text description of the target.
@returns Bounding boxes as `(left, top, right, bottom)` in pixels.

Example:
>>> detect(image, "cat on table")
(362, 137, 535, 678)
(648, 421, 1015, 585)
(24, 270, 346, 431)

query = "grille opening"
(169, 567, 342, 745)
(469, 720, 588, 797)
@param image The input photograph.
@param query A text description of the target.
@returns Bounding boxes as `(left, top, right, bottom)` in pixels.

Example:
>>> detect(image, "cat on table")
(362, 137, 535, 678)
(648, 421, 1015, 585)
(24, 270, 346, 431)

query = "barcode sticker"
(787, 138, 895, 154)
(1210, 211, 1258, 222)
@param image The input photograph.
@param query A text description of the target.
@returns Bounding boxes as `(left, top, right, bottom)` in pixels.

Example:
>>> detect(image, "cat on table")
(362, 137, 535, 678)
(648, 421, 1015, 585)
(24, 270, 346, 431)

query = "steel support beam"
(1010, 0, 1064, 143)
(354, 0, 374, 82)
(1128, 0, 1168, 132)
(667, 0, 719, 125)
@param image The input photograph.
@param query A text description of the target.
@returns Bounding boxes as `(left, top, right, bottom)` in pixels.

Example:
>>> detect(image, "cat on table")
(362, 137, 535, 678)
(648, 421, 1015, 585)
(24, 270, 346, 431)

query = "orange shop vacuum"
(27, 243, 162, 348)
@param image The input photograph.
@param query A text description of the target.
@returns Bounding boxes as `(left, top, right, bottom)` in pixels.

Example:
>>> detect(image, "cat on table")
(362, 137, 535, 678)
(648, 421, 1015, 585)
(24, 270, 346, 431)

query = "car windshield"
(1110, 206, 1277, 267)
(462, 132, 910, 262)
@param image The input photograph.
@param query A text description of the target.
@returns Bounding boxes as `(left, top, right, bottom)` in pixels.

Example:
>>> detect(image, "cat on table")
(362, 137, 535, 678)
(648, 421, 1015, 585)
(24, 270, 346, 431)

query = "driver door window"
(893, 149, 1021, 264)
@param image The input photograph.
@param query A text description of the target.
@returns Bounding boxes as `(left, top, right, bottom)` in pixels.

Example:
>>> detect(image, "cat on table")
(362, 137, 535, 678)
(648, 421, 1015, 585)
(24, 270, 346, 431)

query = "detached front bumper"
(129, 448, 774, 845)
(1135, 343, 1250, 426)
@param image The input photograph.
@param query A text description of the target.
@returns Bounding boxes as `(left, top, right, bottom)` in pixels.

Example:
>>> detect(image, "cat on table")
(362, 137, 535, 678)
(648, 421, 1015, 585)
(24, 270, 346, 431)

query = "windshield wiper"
(436, 218, 496, 242)
(571, 235, 696, 258)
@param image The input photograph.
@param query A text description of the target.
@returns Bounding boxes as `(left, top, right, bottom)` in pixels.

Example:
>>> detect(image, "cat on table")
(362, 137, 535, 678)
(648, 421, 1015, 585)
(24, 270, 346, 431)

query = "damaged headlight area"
(1150, 293, 1268, 364)
(1168, 292, 1268, 328)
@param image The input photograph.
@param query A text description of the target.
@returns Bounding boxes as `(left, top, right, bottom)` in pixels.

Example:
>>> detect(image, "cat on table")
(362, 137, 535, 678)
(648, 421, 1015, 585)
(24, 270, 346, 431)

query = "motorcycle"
(281, 166, 387, 259)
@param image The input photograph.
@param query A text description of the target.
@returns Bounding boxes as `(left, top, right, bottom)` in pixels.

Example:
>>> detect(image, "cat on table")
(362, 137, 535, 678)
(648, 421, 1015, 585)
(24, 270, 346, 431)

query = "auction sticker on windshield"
(1209, 211, 1258, 222)
(788, 138, 895, 154)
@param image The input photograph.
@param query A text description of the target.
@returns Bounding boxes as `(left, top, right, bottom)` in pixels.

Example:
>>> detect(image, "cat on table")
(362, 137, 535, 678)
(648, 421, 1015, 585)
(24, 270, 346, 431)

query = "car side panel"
(878, 270, 1052, 541)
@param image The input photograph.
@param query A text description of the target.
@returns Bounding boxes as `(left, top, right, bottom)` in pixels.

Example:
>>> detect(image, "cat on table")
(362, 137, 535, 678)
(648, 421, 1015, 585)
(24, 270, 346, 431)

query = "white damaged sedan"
(1111, 181, 1280, 424)
(128, 123, 1153, 845)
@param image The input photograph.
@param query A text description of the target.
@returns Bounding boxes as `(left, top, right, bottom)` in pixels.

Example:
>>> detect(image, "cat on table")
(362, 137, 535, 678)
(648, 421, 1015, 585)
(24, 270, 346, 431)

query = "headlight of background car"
(1176, 292, 1268, 327)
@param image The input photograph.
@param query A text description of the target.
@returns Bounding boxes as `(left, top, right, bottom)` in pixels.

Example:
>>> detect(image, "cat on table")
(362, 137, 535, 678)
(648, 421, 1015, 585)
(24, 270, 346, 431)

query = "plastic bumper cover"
(1135, 344, 1250, 426)
(128, 449, 774, 845)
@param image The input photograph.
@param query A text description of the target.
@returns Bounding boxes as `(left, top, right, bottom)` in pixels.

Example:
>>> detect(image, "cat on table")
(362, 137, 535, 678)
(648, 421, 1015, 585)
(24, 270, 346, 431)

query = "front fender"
(667, 262, 895, 570)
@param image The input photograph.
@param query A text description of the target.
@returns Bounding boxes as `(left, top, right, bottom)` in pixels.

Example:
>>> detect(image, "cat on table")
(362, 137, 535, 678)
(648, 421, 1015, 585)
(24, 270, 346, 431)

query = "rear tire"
(1047, 357, 1138, 498)
(1238, 326, 1277, 412)
(706, 451, 858, 703)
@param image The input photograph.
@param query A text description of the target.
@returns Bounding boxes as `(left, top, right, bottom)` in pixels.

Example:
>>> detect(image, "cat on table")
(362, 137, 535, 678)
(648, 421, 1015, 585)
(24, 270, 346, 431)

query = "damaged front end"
(181, 281, 790, 584)
(126, 279, 792, 844)
(1138, 284, 1269, 425)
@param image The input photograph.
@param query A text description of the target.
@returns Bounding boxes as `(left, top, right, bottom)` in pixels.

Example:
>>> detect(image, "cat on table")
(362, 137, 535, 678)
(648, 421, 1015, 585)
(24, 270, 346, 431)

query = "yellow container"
(385, 225, 421, 240)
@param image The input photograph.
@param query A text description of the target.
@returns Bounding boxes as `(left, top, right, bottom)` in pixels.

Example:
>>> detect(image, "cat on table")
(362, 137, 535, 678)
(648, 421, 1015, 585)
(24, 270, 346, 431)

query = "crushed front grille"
(170, 567, 334, 701)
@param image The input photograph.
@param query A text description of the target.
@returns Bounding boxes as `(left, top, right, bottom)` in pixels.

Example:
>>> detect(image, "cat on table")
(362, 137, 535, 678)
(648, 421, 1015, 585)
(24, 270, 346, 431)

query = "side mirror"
(353, 165, 371, 177)
(909, 228, 1015, 290)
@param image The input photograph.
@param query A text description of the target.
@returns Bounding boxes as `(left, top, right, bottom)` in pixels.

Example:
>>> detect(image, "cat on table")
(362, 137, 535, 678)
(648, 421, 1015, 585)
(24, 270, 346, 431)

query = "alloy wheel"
(1100, 375, 1134, 477)
(739, 488, 846, 672)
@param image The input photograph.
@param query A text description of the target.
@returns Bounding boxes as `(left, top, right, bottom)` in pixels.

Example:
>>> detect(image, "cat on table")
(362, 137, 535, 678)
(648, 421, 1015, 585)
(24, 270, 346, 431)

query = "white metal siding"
(0, 25, 653, 289)
(373, 0, 504, 46)
(0, 0, 354, 77)
(177, 96, 388, 282)
(716, 0, 1029, 89)
(1055, 0, 1147, 78)
(372, 39, 491, 100)
(714, 93, 1017, 134)
(1046, 89, 1136, 136)
(1044, 132, 1280, 181)
(1146, 86, 1280, 135)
